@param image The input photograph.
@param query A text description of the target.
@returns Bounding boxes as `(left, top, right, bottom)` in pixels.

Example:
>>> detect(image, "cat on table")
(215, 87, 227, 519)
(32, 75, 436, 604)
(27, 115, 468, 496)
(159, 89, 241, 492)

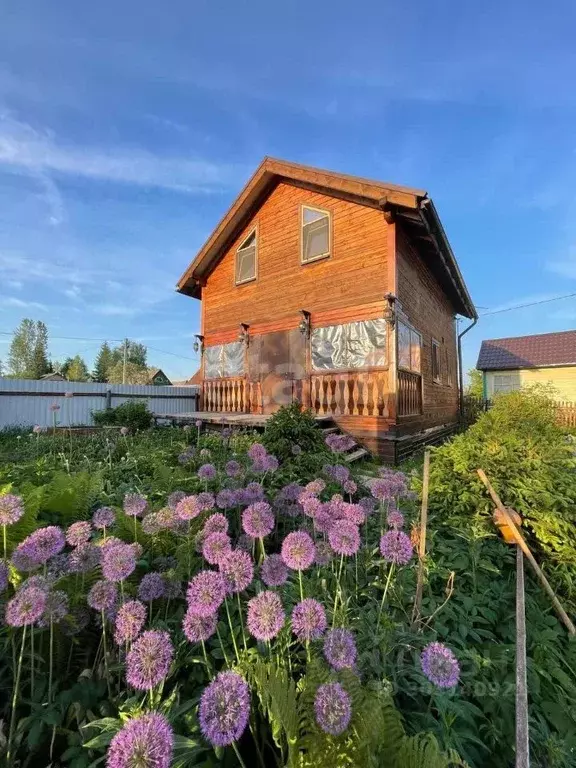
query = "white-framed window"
(493, 373, 520, 394)
(432, 338, 441, 383)
(301, 205, 331, 264)
(235, 229, 257, 285)
(397, 320, 422, 374)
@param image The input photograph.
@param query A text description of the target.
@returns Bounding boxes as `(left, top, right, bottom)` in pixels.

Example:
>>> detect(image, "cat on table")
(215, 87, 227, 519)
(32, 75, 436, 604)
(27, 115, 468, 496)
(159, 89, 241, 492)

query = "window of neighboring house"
(235, 230, 257, 285)
(301, 205, 331, 263)
(432, 338, 441, 383)
(492, 373, 520, 394)
(397, 320, 422, 374)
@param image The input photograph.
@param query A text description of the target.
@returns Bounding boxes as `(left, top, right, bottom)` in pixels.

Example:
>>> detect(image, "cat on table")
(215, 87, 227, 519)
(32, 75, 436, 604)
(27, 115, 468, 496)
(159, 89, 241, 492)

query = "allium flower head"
(199, 448, 211, 458)
(0, 493, 24, 526)
(379, 531, 414, 565)
(247, 591, 285, 641)
(387, 508, 405, 529)
(314, 682, 352, 736)
(225, 460, 242, 478)
(46, 552, 70, 581)
(325, 434, 355, 453)
(421, 641, 460, 688)
(123, 493, 147, 518)
(126, 629, 174, 690)
(88, 580, 118, 611)
(106, 712, 174, 768)
(216, 489, 236, 510)
(279, 482, 304, 502)
(13, 526, 65, 569)
(300, 493, 323, 518)
(242, 502, 274, 539)
(38, 590, 69, 627)
(343, 480, 357, 495)
(197, 492, 215, 511)
(260, 554, 288, 587)
(66, 521, 92, 547)
(69, 543, 101, 573)
(138, 572, 166, 602)
(243, 482, 265, 504)
(202, 532, 232, 566)
(305, 479, 326, 495)
(32, 425, 43, 435)
(114, 600, 147, 644)
(0, 560, 8, 592)
(5, 585, 47, 626)
(175, 495, 201, 521)
(199, 671, 250, 747)
(102, 542, 137, 582)
(281, 531, 316, 571)
(328, 520, 360, 557)
(182, 608, 217, 643)
(323, 628, 357, 670)
(92, 507, 116, 529)
(187, 570, 226, 616)
(219, 550, 254, 594)
(203, 513, 229, 536)
(167, 491, 186, 510)
(341, 502, 365, 525)
(358, 497, 376, 516)
(370, 478, 395, 502)
(314, 540, 333, 566)
(198, 463, 217, 481)
(248, 443, 267, 461)
(312, 505, 333, 534)
(292, 598, 327, 641)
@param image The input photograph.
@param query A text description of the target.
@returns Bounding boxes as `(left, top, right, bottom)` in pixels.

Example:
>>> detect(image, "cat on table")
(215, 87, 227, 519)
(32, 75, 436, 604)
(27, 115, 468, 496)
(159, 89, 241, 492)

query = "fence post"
(105, 389, 112, 409)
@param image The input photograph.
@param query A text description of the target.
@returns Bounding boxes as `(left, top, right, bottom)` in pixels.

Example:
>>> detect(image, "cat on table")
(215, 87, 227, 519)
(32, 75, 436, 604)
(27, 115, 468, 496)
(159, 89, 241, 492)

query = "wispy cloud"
(1, 296, 48, 310)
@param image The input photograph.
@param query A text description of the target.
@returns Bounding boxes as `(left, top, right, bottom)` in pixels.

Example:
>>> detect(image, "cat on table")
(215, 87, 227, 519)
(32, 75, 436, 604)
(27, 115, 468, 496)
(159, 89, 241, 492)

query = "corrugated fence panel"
(0, 379, 199, 428)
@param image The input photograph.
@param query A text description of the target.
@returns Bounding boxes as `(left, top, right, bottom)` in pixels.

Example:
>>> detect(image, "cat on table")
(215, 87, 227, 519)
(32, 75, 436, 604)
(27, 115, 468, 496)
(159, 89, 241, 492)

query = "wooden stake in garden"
(411, 450, 430, 629)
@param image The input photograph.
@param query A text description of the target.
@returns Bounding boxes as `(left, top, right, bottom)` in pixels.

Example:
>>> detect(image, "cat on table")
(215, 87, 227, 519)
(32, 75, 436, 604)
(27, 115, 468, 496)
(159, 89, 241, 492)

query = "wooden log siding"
(310, 370, 390, 417)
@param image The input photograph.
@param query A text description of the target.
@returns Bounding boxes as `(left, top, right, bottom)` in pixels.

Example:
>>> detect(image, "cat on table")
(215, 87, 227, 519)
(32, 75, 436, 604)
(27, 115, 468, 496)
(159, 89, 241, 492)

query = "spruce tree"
(93, 342, 114, 382)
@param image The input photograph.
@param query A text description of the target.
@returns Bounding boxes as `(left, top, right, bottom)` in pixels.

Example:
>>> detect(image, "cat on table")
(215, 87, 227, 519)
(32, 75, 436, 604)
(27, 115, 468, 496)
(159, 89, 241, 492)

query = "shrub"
(92, 400, 153, 432)
(262, 402, 329, 463)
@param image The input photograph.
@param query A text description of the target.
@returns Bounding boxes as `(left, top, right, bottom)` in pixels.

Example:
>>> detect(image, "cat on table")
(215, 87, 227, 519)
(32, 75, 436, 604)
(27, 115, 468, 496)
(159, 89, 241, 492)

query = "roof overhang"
(176, 157, 477, 319)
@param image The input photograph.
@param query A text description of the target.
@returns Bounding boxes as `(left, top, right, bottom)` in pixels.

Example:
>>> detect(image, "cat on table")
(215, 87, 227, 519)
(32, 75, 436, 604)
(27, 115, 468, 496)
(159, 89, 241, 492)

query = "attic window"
(301, 206, 331, 263)
(235, 230, 257, 285)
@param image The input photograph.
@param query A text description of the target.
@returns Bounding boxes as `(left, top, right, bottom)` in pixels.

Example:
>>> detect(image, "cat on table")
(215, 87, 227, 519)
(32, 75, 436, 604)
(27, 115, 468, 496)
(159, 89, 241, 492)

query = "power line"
(480, 292, 576, 317)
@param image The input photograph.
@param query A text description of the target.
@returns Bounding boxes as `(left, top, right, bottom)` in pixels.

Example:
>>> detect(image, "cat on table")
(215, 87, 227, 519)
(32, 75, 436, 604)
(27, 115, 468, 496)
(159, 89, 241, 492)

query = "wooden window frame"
(445, 348, 453, 387)
(300, 204, 332, 265)
(431, 338, 441, 383)
(235, 227, 258, 286)
(397, 319, 422, 375)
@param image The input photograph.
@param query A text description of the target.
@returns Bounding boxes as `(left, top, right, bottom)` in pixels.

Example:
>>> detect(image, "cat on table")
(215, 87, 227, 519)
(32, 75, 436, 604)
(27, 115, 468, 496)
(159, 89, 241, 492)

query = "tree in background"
(466, 368, 484, 399)
(0, 359, 4, 377)
(8, 319, 50, 378)
(106, 361, 151, 384)
(66, 355, 90, 382)
(110, 340, 147, 369)
(93, 342, 115, 382)
(93, 340, 148, 382)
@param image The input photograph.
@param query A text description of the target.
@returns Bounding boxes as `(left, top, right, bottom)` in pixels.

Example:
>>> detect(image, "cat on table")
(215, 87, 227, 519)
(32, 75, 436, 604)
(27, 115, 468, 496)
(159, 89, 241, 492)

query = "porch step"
(344, 447, 369, 463)
(321, 426, 339, 434)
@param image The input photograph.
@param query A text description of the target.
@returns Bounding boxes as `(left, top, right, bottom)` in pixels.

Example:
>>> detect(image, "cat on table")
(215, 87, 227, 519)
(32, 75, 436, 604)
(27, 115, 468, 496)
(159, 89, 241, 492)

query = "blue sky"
(1, 0, 575, 379)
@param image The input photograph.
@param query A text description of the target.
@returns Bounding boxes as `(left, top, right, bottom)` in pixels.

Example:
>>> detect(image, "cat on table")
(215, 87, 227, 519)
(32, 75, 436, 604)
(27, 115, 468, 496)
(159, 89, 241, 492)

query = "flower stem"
(232, 741, 248, 768)
(30, 626, 35, 700)
(225, 597, 240, 663)
(216, 623, 231, 667)
(236, 592, 247, 651)
(333, 554, 344, 628)
(201, 639, 212, 679)
(48, 619, 54, 704)
(7, 624, 27, 767)
(2, 524, 6, 559)
(100, 609, 112, 700)
(378, 564, 395, 621)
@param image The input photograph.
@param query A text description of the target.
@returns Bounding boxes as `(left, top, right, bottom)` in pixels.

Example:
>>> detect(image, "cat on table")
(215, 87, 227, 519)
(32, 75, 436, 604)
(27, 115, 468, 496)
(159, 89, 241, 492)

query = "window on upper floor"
(301, 205, 331, 263)
(432, 338, 441, 383)
(235, 229, 257, 285)
(397, 320, 422, 374)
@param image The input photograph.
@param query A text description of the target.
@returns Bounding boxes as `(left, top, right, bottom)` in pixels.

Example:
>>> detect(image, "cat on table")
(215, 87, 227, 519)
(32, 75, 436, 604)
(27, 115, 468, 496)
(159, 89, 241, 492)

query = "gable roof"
(148, 368, 172, 384)
(176, 157, 476, 319)
(477, 330, 576, 370)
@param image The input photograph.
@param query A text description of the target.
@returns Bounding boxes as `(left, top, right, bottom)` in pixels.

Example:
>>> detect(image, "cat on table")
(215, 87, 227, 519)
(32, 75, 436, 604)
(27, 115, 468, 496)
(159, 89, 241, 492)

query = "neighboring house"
(148, 368, 172, 386)
(40, 372, 67, 382)
(177, 157, 476, 460)
(477, 330, 576, 401)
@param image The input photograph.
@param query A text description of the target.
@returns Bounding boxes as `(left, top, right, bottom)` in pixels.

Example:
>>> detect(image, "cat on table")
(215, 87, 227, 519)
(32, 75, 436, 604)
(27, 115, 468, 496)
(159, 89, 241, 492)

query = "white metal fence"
(0, 378, 200, 429)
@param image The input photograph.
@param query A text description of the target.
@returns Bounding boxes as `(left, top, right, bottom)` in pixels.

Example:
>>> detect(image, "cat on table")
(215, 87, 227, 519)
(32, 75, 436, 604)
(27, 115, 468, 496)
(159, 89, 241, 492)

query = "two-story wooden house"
(177, 158, 476, 461)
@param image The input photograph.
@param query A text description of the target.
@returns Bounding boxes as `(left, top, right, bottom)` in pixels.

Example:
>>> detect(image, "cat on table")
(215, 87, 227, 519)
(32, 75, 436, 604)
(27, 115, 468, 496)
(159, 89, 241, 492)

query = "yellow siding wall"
(485, 367, 576, 401)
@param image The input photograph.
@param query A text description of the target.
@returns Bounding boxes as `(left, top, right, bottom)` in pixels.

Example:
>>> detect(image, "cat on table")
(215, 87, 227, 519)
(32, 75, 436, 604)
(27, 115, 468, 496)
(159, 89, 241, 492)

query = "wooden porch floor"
(154, 411, 333, 428)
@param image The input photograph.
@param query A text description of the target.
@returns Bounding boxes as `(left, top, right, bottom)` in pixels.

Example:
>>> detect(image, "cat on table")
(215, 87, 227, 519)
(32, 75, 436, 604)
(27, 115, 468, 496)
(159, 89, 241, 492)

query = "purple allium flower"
(325, 434, 355, 453)
(0, 494, 24, 526)
(141, 512, 160, 535)
(281, 531, 316, 571)
(216, 489, 236, 510)
(323, 628, 357, 670)
(92, 507, 116, 529)
(66, 521, 92, 547)
(379, 531, 414, 565)
(314, 682, 352, 736)
(387, 508, 405, 529)
(202, 532, 232, 566)
(198, 464, 217, 481)
(305, 479, 326, 495)
(19, 574, 51, 592)
(291, 598, 327, 641)
(279, 483, 304, 502)
(421, 641, 460, 688)
(199, 671, 250, 747)
(12, 526, 66, 570)
(37, 590, 69, 627)
(235, 533, 254, 553)
(300, 494, 324, 518)
(131, 542, 143, 559)
(219, 550, 254, 594)
(197, 492, 215, 512)
(69, 543, 101, 573)
(123, 493, 147, 518)
(175, 495, 201, 521)
(0, 560, 8, 592)
(248, 443, 267, 461)
(244, 482, 265, 504)
(88, 580, 118, 611)
(167, 491, 186, 510)
(182, 608, 217, 643)
(187, 570, 226, 616)
(369, 478, 394, 502)
(358, 497, 376, 516)
(242, 502, 274, 539)
(102, 542, 137, 582)
(114, 600, 147, 644)
(314, 540, 333, 566)
(106, 711, 174, 768)
(312, 505, 333, 534)
(260, 554, 288, 587)
(247, 591, 285, 641)
(33, 424, 43, 435)
(5, 586, 47, 626)
(153, 555, 177, 572)
(328, 521, 360, 557)
(138, 572, 166, 602)
(203, 513, 229, 536)
(46, 552, 71, 581)
(341, 503, 365, 526)
(178, 449, 193, 465)
(263, 454, 279, 472)
(343, 480, 357, 495)
(225, 460, 242, 478)
(126, 629, 174, 690)
(163, 579, 183, 600)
